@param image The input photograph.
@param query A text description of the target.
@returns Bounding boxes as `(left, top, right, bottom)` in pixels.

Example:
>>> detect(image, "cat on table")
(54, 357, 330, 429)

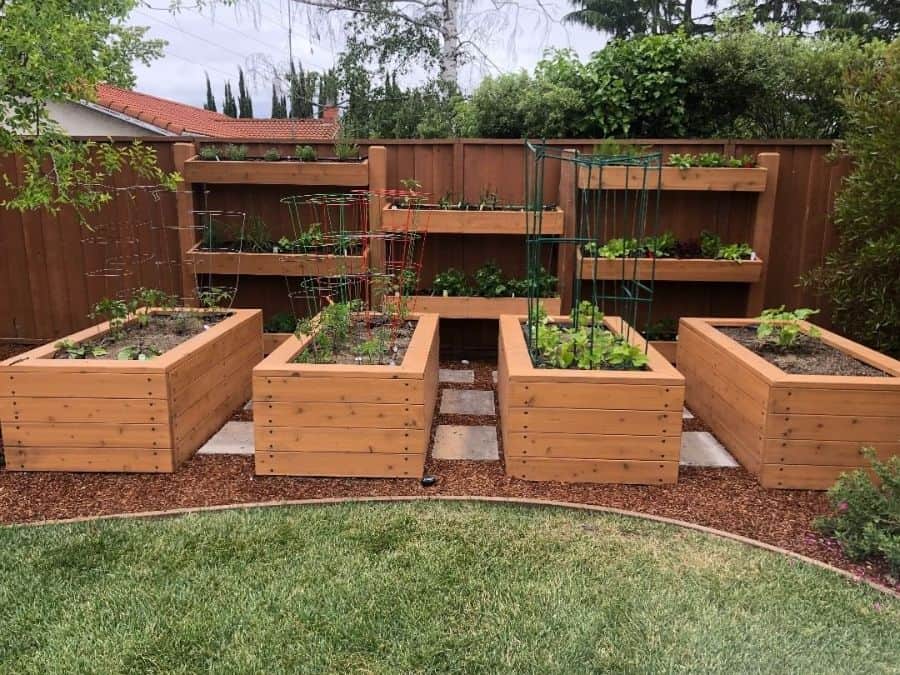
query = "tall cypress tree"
(222, 81, 237, 118)
(237, 68, 253, 118)
(270, 83, 285, 118)
(203, 73, 217, 112)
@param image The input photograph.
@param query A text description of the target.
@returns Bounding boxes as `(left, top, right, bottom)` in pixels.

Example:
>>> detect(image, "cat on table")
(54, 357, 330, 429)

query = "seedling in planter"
(478, 188, 499, 211)
(756, 306, 821, 349)
(198, 145, 220, 160)
(295, 145, 317, 162)
(224, 144, 248, 161)
(117, 343, 162, 361)
(90, 298, 129, 338)
(172, 311, 203, 336)
(473, 261, 507, 298)
(263, 148, 280, 161)
(667, 153, 694, 169)
(241, 216, 272, 253)
(54, 339, 107, 359)
(700, 230, 722, 259)
(197, 286, 235, 310)
(432, 268, 470, 297)
(644, 232, 677, 258)
(717, 242, 753, 261)
(128, 287, 177, 327)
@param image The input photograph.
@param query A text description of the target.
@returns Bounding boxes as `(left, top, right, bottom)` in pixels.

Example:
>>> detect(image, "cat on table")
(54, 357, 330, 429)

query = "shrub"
(468, 71, 531, 138)
(803, 39, 899, 356)
(816, 449, 900, 576)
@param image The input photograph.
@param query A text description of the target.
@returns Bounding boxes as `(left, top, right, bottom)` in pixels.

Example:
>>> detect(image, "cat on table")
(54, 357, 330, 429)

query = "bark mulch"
(0, 354, 895, 592)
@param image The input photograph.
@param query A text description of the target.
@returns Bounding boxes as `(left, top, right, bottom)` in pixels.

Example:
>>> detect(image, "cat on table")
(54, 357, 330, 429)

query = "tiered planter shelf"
(183, 157, 369, 186)
(577, 253, 764, 283)
(253, 313, 439, 478)
(382, 206, 565, 235)
(185, 243, 369, 277)
(577, 165, 768, 192)
(678, 318, 900, 490)
(498, 314, 684, 485)
(0, 309, 262, 473)
(402, 296, 561, 320)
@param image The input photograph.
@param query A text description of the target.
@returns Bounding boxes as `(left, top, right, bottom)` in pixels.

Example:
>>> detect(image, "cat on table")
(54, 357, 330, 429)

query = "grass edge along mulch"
(1, 501, 897, 673)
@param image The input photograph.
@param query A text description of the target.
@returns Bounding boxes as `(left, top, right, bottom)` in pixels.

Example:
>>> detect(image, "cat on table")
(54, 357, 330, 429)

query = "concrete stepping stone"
(682, 406, 694, 420)
(492, 370, 498, 385)
(679, 431, 738, 467)
(440, 389, 495, 416)
(197, 421, 254, 456)
(432, 425, 499, 460)
(439, 368, 474, 384)
(243, 400, 253, 411)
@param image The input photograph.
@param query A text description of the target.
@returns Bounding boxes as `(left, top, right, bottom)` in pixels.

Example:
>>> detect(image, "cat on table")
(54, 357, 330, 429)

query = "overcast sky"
(129, 1, 602, 116)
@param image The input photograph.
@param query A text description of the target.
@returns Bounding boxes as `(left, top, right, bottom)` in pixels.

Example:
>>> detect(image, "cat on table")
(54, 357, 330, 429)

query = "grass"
(0, 502, 897, 673)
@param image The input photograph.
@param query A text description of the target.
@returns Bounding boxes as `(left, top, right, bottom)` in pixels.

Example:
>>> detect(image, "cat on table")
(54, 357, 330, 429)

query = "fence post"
(747, 152, 780, 316)
(172, 142, 198, 306)
(558, 148, 577, 314)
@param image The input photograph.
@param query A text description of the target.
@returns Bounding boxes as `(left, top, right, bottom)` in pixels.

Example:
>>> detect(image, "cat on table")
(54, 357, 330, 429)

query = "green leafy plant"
(241, 216, 272, 253)
(333, 137, 360, 161)
(432, 268, 470, 297)
(198, 286, 234, 310)
(815, 448, 900, 576)
(171, 311, 202, 336)
(263, 148, 281, 161)
(54, 339, 107, 359)
(198, 145, 220, 160)
(128, 287, 176, 327)
(666, 153, 694, 169)
(223, 144, 248, 161)
(295, 145, 317, 162)
(717, 242, 753, 261)
(264, 312, 297, 333)
(116, 343, 161, 361)
(644, 318, 678, 341)
(294, 300, 362, 363)
(473, 261, 507, 297)
(644, 232, 677, 258)
(756, 306, 821, 349)
(584, 238, 641, 259)
(700, 230, 722, 259)
(90, 298, 129, 338)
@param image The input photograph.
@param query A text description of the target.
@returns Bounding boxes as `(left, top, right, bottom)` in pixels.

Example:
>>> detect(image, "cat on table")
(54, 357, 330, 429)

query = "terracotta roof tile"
(94, 84, 339, 140)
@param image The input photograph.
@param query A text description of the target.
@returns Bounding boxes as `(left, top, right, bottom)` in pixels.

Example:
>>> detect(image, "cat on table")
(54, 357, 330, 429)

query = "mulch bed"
(0, 352, 895, 591)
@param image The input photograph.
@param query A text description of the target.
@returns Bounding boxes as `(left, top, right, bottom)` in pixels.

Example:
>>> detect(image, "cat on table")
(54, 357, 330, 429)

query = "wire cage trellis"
(523, 141, 663, 368)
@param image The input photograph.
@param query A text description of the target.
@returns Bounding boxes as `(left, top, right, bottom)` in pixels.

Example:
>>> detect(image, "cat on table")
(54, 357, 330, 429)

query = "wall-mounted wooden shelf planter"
(678, 318, 900, 490)
(185, 243, 369, 277)
(182, 156, 369, 186)
(400, 295, 561, 320)
(577, 253, 764, 283)
(0, 309, 262, 473)
(498, 314, 684, 485)
(577, 165, 768, 192)
(253, 313, 439, 478)
(381, 206, 565, 235)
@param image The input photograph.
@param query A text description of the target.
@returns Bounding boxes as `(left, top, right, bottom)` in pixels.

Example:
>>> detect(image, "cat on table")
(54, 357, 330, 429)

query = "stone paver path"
(197, 421, 254, 456)
(679, 431, 739, 467)
(440, 389, 496, 416)
(432, 425, 499, 460)
(439, 368, 475, 384)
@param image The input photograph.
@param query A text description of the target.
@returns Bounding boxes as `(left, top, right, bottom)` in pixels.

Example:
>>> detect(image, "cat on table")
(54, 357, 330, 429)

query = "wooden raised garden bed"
(0, 309, 262, 473)
(253, 313, 439, 478)
(649, 340, 677, 365)
(402, 295, 561, 320)
(381, 205, 565, 235)
(576, 253, 763, 283)
(678, 318, 900, 489)
(263, 333, 292, 356)
(183, 156, 369, 187)
(577, 165, 768, 192)
(185, 242, 369, 277)
(498, 314, 684, 485)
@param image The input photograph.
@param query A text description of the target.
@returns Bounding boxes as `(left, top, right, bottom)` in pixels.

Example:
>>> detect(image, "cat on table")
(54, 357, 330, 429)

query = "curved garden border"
(7, 495, 897, 599)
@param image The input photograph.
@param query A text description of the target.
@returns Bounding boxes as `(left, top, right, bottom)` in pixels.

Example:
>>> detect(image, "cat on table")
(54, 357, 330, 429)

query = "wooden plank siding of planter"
(649, 340, 677, 365)
(253, 313, 439, 478)
(678, 318, 900, 489)
(498, 315, 684, 485)
(184, 243, 369, 277)
(263, 333, 292, 356)
(576, 166, 768, 192)
(576, 254, 764, 283)
(0, 309, 262, 472)
(381, 206, 565, 235)
(401, 296, 561, 320)
(182, 157, 369, 187)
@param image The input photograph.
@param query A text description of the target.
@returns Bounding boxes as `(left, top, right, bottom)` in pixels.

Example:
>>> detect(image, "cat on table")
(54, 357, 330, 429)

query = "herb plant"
(295, 145, 317, 161)
(241, 216, 271, 253)
(717, 242, 753, 261)
(473, 262, 507, 297)
(755, 306, 821, 349)
(198, 145, 220, 160)
(333, 137, 359, 161)
(224, 144, 248, 161)
(198, 286, 235, 310)
(263, 148, 280, 161)
(90, 298, 129, 338)
(432, 268, 470, 297)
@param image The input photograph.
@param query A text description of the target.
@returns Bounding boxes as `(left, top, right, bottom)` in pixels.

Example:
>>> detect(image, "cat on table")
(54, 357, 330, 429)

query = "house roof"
(94, 84, 340, 140)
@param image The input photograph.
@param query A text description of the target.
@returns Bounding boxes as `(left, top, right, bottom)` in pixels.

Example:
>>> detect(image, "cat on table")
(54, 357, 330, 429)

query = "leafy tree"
(204, 73, 217, 112)
(237, 67, 253, 118)
(0, 0, 178, 217)
(803, 39, 898, 355)
(468, 72, 532, 138)
(222, 81, 237, 117)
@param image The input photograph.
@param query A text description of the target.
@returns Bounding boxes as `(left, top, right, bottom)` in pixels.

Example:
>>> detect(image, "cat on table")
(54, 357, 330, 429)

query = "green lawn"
(0, 502, 897, 674)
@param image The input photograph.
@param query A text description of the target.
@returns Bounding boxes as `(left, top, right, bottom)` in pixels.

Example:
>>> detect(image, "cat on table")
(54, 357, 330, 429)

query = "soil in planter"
(719, 327, 888, 377)
(293, 317, 416, 366)
(53, 313, 228, 361)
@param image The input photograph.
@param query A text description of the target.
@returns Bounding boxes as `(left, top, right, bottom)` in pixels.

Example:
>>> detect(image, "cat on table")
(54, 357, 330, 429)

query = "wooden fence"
(0, 137, 848, 341)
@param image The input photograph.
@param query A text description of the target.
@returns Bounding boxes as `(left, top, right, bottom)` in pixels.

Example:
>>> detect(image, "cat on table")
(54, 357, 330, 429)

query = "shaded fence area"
(0, 138, 848, 340)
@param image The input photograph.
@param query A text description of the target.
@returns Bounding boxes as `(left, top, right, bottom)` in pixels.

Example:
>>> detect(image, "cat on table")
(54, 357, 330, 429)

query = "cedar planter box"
(381, 205, 565, 235)
(0, 309, 262, 473)
(577, 253, 763, 283)
(649, 340, 677, 365)
(678, 318, 900, 489)
(401, 295, 561, 320)
(263, 333, 292, 356)
(183, 156, 369, 187)
(253, 313, 439, 478)
(498, 315, 684, 485)
(185, 243, 368, 277)
(577, 165, 768, 192)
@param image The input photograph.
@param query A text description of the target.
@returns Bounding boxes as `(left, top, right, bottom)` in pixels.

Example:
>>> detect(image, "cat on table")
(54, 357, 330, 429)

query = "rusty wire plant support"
(524, 142, 662, 368)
